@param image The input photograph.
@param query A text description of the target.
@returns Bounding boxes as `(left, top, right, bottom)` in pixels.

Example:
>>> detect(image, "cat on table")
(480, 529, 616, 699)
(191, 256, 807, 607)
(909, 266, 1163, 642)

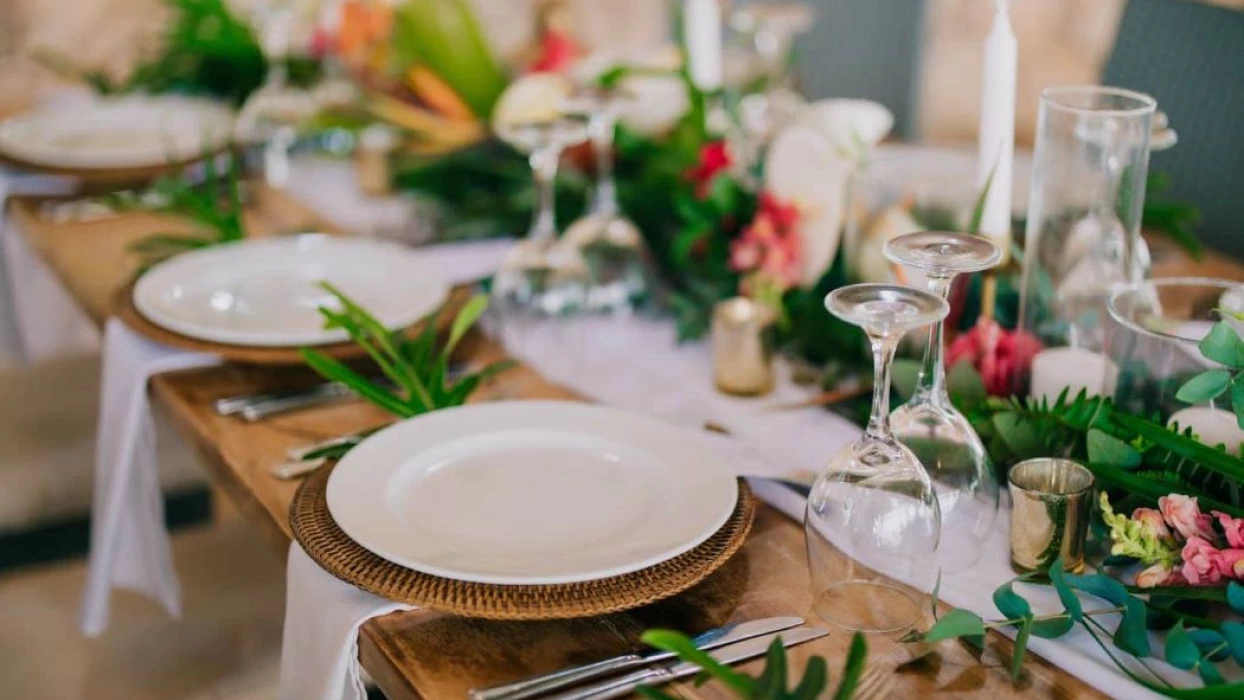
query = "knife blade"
(549, 626, 829, 700)
(467, 616, 804, 700)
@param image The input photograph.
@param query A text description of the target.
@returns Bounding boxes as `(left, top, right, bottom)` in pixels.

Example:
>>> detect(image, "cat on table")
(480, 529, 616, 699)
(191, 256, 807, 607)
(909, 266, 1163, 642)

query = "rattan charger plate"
(291, 462, 756, 620)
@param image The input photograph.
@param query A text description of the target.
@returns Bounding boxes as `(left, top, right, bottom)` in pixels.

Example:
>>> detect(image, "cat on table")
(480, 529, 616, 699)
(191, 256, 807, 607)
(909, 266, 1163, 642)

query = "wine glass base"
(811, 580, 923, 634)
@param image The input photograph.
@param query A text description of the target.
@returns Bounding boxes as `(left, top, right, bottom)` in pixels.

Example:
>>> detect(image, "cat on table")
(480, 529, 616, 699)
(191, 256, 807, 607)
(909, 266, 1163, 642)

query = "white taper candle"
(976, 0, 1017, 257)
(684, 0, 723, 92)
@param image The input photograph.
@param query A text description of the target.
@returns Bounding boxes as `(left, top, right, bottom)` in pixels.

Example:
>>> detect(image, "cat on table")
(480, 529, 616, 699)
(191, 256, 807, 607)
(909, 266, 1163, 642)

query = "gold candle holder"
(712, 297, 776, 396)
(355, 124, 399, 196)
(1007, 458, 1095, 574)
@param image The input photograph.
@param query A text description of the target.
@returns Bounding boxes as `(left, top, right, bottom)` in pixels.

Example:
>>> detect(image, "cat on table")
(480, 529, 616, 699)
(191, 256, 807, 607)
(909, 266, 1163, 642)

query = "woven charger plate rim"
(113, 281, 469, 366)
(290, 462, 755, 620)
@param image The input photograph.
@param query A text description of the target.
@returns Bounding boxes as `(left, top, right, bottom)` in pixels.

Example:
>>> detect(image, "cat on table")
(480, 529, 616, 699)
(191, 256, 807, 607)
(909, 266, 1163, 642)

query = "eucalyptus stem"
(1084, 615, 1175, 690)
(983, 605, 1125, 630)
(1079, 617, 1175, 690)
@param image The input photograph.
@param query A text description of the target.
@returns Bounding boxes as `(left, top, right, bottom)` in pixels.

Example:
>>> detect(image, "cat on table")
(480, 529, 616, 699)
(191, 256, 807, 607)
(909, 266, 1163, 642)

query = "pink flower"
(1218, 549, 1244, 580)
(945, 318, 1042, 396)
(1213, 511, 1244, 549)
(1181, 537, 1224, 586)
(1132, 508, 1173, 541)
(1135, 561, 1186, 588)
(730, 192, 803, 295)
(1159, 495, 1216, 541)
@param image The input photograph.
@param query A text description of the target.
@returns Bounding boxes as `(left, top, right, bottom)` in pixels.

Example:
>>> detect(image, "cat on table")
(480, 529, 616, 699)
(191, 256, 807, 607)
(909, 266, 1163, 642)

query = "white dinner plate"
(326, 401, 740, 585)
(133, 235, 449, 347)
(0, 95, 234, 170)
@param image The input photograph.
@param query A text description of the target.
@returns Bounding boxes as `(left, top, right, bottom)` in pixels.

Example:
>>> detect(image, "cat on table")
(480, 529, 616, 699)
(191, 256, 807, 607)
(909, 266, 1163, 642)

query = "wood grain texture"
(150, 331, 1106, 700)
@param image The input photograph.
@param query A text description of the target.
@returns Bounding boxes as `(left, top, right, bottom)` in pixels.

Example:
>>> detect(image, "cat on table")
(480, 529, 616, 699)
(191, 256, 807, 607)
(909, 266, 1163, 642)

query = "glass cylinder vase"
(1016, 87, 1156, 400)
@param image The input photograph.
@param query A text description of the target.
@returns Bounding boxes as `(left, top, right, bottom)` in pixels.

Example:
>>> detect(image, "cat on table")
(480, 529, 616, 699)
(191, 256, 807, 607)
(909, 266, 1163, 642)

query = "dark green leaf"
(1199, 322, 1244, 368)
(1229, 582, 1244, 615)
(634, 687, 680, 700)
(968, 157, 997, 235)
(792, 656, 828, 700)
(1166, 622, 1202, 670)
(1232, 378, 1244, 430)
(923, 609, 986, 643)
(1063, 572, 1129, 607)
(1188, 629, 1230, 662)
(1199, 660, 1225, 685)
(299, 349, 411, 417)
(1176, 370, 1233, 404)
(1031, 616, 1075, 639)
(992, 579, 1032, 621)
(991, 412, 1041, 457)
(1086, 429, 1143, 468)
(1221, 621, 1244, 665)
(754, 638, 787, 698)
(831, 632, 867, 700)
(1113, 596, 1151, 657)
(1010, 617, 1032, 681)
(1048, 559, 1083, 621)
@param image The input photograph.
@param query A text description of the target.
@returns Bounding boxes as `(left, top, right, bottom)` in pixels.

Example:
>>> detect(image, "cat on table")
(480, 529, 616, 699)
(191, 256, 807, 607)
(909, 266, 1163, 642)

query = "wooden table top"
(13, 189, 1243, 699)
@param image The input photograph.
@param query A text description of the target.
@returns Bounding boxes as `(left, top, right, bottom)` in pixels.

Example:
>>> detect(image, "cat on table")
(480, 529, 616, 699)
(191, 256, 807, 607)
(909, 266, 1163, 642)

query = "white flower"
(800, 99, 894, 163)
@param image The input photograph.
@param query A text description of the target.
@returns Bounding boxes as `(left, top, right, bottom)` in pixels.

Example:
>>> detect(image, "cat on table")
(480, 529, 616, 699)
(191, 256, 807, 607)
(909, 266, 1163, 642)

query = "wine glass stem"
(913, 274, 955, 405)
(864, 334, 901, 442)
(589, 112, 619, 217)
(528, 144, 562, 243)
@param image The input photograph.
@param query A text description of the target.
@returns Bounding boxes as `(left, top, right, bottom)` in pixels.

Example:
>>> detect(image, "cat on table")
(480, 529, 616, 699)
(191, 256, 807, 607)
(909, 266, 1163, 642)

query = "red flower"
(1181, 536, 1224, 586)
(945, 318, 1042, 396)
(529, 31, 578, 73)
(686, 141, 732, 198)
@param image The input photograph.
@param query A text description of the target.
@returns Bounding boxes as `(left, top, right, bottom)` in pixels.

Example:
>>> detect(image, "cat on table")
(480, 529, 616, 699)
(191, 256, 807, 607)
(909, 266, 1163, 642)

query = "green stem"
(1079, 618, 1176, 690)
(983, 605, 1125, 630)
(1084, 615, 1175, 689)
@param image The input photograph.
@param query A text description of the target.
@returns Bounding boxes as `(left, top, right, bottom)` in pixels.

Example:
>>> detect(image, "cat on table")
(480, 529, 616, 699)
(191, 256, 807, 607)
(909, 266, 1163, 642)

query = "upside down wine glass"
(806, 284, 948, 634)
(884, 232, 1003, 573)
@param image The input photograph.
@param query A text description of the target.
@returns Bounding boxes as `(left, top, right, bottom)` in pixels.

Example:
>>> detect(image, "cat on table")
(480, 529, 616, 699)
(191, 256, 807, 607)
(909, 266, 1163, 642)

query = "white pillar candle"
(1029, 347, 1117, 403)
(976, 0, 1016, 258)
(1169, 407, 1244, 455)
(684, 0, 723, 91)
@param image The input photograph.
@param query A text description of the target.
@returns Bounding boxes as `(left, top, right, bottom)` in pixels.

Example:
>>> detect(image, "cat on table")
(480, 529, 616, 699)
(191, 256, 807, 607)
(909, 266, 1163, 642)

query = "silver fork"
(852, 664, 896, 700)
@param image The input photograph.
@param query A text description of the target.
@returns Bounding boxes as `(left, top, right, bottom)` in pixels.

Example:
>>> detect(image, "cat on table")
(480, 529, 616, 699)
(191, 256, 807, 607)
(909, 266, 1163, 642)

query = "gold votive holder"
(1007, 458, 1095, 574)
(355, 124, 400, 196)
(712, 297, 776, 396)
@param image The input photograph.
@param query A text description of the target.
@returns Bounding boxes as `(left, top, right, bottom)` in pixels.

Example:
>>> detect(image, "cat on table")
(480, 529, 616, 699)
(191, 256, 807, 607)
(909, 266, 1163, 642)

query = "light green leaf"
(891, 359, 920, 401)
(923, 609, 986, 643)
(445, 295, 488, 357)
(640, 630, 755, 696)
(1232, 378, 1244, 430)
(992, 412, 1041, 457)
(1086, 429, 1143, 469)
(947, 360, 987, 407)
(1176, 369, 1232, 404)
(1199, 322, 1244, 368)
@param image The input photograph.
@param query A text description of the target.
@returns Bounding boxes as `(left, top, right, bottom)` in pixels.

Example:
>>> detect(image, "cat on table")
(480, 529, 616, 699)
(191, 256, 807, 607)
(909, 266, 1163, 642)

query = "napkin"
(279, 544, 414, 700)
(79, 320, 221, 636)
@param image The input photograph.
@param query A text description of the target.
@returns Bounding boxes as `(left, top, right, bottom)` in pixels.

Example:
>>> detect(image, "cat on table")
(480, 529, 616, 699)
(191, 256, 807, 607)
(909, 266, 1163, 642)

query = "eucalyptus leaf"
(924, 608, 986, 643)
(1113, 596, 1151, 658)
(1228, 582, 1244, 615)
(1188, 629, 1230, 662)
(1048, 559, 1083, 621)
(1010, 617, 1033, 681)
(1176, 370, 1233, 404)
(1221, 621, 1244, 665)
(1166, 622, 1202, 670)
(891, 359, 920, 401)
(947, 359, 987, 408)
(992, 579, 1032, 621)
(1199, 659, 1225, 686)
(1199, 322, 1244, 368)
(1063, 572, 1129, 607)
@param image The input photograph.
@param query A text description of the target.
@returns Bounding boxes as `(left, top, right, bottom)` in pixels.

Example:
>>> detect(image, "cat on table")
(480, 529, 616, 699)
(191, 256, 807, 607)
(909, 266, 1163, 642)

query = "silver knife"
(468, 616, 804, 700)
(549, 626, 829, 700)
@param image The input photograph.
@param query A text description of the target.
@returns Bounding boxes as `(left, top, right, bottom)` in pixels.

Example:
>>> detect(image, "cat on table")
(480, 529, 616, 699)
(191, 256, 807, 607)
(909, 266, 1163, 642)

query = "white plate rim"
(0, 96, 235, 170)
(131, 234, 450, 347)
(326, 400, 740, 585)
